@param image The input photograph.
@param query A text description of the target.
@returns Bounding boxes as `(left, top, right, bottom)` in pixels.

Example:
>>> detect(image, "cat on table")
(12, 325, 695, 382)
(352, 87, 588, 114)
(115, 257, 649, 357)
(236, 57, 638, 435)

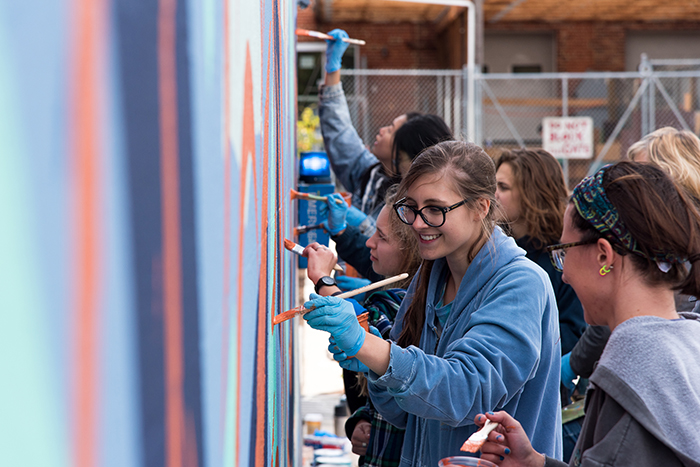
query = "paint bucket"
(304, 413, 323, 435)
(339, 191, 352, 207)
(333, 396, 349, 436)
(315, 456, 352, 466)
(314, 448, 344, 458)
(357, 312, 369, 332)
(438, 457, 497, 467)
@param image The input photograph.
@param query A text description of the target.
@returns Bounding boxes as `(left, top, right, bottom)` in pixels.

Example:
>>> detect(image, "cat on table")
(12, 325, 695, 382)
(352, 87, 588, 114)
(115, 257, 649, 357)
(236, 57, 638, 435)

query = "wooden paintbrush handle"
(272, 273, 408, 326)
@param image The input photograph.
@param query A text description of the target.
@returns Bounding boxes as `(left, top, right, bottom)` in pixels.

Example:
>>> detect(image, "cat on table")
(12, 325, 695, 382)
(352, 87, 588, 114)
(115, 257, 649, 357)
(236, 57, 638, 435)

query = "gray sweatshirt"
(546, 312, 700, 467)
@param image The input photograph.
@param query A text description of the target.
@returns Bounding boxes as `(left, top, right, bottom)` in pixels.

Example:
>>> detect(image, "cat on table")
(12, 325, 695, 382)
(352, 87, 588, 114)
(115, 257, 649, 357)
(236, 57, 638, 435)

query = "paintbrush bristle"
(460, 419, 498, 453)
(460, 438, 486, 453)
(283, 238, 295, 251)
(272, 304, 308, 325)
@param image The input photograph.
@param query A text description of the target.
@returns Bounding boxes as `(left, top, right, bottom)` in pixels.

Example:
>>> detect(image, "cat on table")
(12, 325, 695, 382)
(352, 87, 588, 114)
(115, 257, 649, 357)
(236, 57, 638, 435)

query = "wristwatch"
(314, 276, 337, 294)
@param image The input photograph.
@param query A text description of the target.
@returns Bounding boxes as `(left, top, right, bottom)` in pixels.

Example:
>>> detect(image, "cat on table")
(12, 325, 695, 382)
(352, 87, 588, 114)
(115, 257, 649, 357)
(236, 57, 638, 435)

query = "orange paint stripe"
(255, 195, 268, 467)
(71, 0, 104, 465)
(254, 46, 273, 467)
(157, 0, 186, 466)
(238, 42, 256, 466)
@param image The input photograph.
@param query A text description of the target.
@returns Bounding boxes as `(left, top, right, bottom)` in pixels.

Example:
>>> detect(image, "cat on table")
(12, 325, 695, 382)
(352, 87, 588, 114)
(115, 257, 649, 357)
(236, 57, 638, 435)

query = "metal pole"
(561, 77, 569, 187)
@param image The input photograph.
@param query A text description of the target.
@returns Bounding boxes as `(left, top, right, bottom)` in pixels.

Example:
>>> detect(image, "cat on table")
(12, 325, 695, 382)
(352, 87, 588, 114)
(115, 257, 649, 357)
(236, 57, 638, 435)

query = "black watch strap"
(314, 275, 337, 294)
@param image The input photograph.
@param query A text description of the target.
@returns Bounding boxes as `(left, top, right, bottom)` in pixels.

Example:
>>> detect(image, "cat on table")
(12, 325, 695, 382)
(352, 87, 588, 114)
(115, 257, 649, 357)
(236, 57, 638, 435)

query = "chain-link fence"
(341, 56, 700, 189)
(341, 69, 464, 152)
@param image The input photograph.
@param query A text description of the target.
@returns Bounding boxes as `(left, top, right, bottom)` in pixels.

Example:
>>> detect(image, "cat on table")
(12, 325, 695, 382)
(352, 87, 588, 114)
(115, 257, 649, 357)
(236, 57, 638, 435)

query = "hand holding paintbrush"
(272, 273, 408, 325)
(284, 239, 344, 273)
(464, 412, 543, 467)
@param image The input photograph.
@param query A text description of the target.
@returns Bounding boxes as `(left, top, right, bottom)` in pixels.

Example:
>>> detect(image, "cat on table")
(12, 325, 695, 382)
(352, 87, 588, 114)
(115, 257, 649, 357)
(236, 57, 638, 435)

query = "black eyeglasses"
(393, 197, 470, 228)
(546, 239, 598, 272)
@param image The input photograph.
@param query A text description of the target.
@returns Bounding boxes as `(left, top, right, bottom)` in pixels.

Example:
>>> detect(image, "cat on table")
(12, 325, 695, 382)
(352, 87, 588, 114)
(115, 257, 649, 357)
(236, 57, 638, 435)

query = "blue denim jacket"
(368, 228, 563, 467)
(319, 82, 391, 224)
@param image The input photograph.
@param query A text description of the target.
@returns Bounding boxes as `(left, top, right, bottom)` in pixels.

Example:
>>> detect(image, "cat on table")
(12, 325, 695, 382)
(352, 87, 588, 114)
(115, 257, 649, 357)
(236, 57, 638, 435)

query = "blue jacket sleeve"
(369, 267, 549, 427)
(319, 83, 380, 194)
(333, 225, 382, 282)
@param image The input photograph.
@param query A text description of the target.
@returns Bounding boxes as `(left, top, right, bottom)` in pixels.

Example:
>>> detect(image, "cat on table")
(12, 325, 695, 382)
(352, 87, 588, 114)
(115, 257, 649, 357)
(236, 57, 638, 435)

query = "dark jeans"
(562, 417, 584, 463)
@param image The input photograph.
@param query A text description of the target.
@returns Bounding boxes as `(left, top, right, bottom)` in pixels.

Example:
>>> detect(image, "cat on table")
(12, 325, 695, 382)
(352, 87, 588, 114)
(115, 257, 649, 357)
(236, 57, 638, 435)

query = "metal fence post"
(454, 74, 461, 137)
(640, 54, 650, 136)
(639, 55, 656, 134)
(474, 69, 483, 146)
(462, 65, 469, 140)
(561, 76, 569, 185)
(562, 77, 568, 117)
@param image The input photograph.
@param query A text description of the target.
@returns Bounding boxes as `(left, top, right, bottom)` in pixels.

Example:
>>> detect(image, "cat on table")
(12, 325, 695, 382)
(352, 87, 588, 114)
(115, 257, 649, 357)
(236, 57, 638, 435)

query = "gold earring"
(599, 265, 613, 276)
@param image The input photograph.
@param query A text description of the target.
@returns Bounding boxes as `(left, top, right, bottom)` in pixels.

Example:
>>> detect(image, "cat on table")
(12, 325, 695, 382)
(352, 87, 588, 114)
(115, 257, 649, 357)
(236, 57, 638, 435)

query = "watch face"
(316, 276, 336, 293)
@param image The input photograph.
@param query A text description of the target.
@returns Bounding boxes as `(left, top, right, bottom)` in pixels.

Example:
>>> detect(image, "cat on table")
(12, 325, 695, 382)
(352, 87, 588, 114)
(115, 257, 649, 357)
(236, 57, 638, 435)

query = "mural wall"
(0, 1, 299, 466)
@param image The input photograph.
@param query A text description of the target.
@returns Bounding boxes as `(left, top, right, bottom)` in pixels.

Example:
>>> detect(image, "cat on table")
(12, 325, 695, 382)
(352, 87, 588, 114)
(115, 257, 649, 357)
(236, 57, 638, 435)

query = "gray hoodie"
(547, 312, 700, 467)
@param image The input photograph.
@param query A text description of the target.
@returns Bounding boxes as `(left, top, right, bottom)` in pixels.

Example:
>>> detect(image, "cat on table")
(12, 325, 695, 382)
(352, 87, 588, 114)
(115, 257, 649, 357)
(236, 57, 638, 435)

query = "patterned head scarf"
(572, 165, 682, 268)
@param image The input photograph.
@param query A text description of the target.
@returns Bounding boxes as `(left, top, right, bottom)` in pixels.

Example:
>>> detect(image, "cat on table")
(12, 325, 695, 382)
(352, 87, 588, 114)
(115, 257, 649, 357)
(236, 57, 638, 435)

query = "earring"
(599, 265, 613, 276)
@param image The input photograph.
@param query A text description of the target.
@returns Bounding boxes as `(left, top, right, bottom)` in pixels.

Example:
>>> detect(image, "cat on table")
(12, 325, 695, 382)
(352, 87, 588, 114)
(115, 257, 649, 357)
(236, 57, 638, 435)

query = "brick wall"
(297, 6, 446, 69)
(300, 5, 700, 72)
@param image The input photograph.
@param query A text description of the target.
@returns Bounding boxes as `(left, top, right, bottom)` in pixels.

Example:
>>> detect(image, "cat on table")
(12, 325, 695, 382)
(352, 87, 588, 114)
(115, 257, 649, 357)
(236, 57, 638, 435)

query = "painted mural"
(0, 1, 299, 466)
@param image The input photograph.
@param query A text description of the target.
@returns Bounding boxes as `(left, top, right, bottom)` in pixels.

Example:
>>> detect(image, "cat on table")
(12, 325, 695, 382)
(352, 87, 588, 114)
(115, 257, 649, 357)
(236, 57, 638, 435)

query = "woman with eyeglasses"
(558, 127, 700, 416)
(474, 161, 700, 467)
(303, 141, 563, 465)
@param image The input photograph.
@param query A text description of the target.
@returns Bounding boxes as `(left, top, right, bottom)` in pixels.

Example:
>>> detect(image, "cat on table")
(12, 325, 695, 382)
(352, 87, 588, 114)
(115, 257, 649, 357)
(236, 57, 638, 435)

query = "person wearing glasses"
(494, 149, 587, 460)
(473, 161, 700, 467)
(559, 127, 700, 408)
(303, 141, 563, 465)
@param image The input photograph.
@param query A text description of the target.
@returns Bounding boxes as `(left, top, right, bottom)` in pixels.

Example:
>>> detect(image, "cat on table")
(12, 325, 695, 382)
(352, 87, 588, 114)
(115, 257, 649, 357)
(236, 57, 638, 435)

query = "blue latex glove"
(325, 29, 349, 73)
(304, 293, 365, 356)
(328, 327, 381, 372)
(336, 276, 371, 303)
(561, 352, 577, 391)
(345, 205, 368, 227)
(320, 193, 348, 235)
(345, 298, 367, 316)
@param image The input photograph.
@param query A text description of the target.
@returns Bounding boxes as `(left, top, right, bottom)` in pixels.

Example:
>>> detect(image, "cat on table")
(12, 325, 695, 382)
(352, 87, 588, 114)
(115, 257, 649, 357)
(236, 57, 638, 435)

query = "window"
(512, 64, 542, 73)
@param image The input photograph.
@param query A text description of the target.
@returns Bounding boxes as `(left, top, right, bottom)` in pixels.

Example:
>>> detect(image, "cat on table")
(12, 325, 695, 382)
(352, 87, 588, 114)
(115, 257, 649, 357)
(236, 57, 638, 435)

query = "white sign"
(542, 117, 594, 159)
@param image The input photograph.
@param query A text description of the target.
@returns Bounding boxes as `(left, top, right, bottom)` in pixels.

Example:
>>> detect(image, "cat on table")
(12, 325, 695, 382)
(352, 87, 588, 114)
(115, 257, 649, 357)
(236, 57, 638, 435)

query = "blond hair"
(627, 127, 700, 201)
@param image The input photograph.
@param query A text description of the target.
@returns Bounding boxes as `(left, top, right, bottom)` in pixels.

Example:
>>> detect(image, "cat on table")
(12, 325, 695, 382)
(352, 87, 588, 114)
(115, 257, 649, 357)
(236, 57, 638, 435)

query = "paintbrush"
(295, 28, 366, 46)
(284, 238, 344, 272)
(290, 188, 344, 205)
(293, 223, 326, 236)
(460, 419, 499, 453)
(272, 273, 409, 326)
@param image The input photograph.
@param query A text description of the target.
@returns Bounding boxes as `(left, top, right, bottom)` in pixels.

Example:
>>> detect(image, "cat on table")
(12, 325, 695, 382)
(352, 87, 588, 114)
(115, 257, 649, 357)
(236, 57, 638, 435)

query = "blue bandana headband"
(572, 165, 682, 269)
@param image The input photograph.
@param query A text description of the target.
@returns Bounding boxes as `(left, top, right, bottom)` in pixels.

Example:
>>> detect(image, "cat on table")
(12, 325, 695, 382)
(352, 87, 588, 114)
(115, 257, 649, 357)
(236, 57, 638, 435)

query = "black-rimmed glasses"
(393, 197, 470, 228)
(546, 239, 598, 272)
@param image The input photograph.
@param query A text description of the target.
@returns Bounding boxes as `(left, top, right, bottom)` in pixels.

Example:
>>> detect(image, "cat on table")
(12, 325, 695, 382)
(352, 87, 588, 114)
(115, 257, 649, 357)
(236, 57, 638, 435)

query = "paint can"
(315, 457, 352, 466)
(333, 396, 349, 436)
(304, 413, 323, 435)
(314, 448, 344, 458)
(438, 457, 497, 467)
